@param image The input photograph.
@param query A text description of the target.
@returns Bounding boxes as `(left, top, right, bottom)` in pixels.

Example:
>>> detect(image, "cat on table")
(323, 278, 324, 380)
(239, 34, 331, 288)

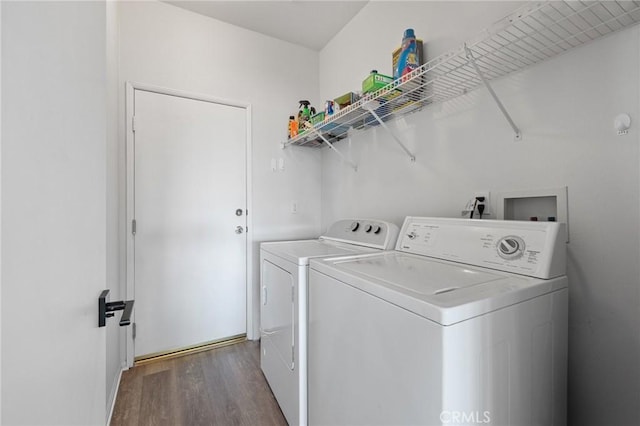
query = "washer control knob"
(497, 236, 525, 259)
(407, 231, 417, 240)
(350, 221, 360, 232)
(365, 225, 373, 233)
(373, 225, 382, 234)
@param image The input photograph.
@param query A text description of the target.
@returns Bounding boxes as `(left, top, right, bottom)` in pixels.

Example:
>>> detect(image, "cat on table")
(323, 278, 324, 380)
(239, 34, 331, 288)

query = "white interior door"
(2, 2, 108, 423)
(132, 89, 247, 359)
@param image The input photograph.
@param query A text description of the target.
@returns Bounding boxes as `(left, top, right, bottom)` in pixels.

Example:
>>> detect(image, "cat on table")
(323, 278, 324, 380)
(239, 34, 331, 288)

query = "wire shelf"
(283, 0, 640, 150)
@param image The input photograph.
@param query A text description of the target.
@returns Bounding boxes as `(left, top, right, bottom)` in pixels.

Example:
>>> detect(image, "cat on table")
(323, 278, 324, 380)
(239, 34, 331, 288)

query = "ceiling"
(165, 1, 369, 51)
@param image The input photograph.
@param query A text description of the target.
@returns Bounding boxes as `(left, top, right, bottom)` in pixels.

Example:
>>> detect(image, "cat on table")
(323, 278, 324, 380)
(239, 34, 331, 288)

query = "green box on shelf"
(311, 111, 325, 126)
(334, 92, 359, 109)
(362, 72, 394, 94)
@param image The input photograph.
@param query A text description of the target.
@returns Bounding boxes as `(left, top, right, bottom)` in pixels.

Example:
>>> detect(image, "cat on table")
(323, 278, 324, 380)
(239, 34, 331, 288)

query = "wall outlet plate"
(474, 191, 491, 217)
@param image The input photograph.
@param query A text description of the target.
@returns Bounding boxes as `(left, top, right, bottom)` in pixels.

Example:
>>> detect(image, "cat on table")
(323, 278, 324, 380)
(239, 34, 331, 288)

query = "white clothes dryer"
(260, 219, 399, 426)
(308, 217, 568, 426)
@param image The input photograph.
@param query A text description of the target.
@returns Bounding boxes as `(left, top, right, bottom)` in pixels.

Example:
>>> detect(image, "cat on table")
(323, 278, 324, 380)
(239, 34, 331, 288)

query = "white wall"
(1, 2, 108, 425)
(0, 2, 3, 421)
(319, 2, 640, 425)
(117, 1, 322, 340)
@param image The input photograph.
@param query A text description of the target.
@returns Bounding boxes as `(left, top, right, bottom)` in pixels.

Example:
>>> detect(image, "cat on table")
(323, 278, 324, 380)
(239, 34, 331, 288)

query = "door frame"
(124, 82, 253, 367)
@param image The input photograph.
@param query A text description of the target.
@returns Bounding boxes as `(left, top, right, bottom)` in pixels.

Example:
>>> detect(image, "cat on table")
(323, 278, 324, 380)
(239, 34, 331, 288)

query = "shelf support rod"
(367, 108, 416, 162)
(310, 128, 358, 171)
(465, 45, 522, 141)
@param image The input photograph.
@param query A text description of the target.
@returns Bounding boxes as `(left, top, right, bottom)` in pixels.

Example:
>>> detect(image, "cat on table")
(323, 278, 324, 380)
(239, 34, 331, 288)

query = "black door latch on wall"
(98, 289, 134, 327)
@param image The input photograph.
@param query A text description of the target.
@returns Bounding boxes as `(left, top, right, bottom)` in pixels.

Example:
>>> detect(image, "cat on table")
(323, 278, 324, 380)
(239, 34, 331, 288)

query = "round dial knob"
(365, 225, 373, 233)
(350, 221, 360, 232)
(373, 225, 382, 234)
(497, 236, 525, 260)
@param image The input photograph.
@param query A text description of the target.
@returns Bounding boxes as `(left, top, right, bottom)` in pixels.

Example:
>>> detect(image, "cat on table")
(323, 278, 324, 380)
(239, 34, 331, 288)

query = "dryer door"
(261, 259, 294, 369)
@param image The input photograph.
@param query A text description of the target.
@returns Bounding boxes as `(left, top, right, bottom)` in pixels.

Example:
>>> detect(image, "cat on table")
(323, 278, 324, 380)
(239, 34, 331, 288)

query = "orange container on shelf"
(288, 116, 298, 139)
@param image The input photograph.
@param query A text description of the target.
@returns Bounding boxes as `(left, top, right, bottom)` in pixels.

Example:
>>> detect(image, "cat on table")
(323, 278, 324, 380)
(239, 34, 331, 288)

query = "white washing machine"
(260, 219, 399, 426)
(308, 216, 568, 426)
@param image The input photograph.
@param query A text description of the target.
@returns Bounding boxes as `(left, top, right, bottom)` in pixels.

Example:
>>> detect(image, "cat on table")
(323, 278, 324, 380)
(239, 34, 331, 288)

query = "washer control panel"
(397, 217, 566, 279)
(322, 219, 399, 250)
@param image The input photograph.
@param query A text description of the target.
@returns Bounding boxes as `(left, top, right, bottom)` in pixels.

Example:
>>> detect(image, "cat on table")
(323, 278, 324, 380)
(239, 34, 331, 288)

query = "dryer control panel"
(322, 219, 399, 250)
(397, 217, 566, 279)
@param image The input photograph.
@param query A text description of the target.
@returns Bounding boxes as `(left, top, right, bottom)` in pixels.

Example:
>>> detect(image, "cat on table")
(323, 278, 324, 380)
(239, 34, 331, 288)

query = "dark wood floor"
(111, 341, 288, 426)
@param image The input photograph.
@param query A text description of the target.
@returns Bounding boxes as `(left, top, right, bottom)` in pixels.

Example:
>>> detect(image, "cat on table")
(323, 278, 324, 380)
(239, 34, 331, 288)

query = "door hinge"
(132, 116, 137, 133)
(132, 219, 137, 235)
(132, 322, 136, 339)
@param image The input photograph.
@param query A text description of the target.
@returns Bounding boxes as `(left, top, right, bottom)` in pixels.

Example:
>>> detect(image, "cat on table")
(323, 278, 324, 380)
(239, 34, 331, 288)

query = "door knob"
(235, 226, 244, 234)
(98, 289, 134, 327)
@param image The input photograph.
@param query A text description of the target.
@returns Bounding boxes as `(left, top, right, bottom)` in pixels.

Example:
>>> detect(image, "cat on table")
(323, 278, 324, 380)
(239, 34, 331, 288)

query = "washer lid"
(333, 251, 504, 294)
(311, 251, 567, 325)
(261, 239, 378, 266)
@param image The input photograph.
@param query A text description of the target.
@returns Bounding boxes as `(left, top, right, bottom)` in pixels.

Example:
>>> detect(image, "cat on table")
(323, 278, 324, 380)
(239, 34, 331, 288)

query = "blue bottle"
(395, 28, 419, 81)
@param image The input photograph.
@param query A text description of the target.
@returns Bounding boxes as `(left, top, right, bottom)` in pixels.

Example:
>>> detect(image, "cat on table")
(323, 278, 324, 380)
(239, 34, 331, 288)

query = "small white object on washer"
(259, 219, 399, 426)
(308, 216, 568, 426)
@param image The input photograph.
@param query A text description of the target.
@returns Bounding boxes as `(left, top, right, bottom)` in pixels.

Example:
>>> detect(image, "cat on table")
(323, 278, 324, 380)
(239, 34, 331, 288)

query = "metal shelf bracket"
(464, 45, 522, 141)
(310, 127, 358, 171)
(363, 100, 416, 162)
